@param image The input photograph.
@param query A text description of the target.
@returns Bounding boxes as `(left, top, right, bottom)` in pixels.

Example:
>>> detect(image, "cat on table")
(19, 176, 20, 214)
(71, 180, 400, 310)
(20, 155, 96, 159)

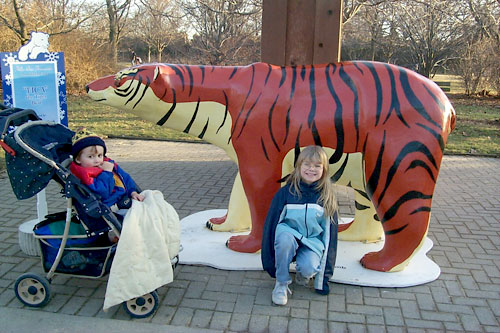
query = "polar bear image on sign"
(18, 32, 49, 61)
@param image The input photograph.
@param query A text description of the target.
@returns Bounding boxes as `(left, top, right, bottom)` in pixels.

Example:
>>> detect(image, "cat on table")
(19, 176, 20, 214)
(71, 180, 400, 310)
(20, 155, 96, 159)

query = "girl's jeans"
(274, 231, 321, 283)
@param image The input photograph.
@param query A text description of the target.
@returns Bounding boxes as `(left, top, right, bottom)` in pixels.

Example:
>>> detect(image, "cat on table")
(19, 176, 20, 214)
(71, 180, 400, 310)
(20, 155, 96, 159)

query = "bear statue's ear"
(154, 66, 159, 81)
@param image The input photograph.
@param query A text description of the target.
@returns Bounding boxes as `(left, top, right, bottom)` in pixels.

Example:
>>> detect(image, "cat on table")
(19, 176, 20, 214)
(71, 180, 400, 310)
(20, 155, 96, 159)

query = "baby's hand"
(100, 161, 114, 172)
(131, 191, 145, 202)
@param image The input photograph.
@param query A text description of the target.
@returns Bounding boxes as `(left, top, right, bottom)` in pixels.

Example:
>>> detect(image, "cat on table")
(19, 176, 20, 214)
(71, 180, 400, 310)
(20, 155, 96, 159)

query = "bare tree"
(465, 0, 500, 49)
(342, 0, 392, 24)
(341, 0, 500, 89)
(342, 0, 398, 62)
(180, 0, 261, 65)
(133, 0, 183, 63)
(105, 0, 133, 64)
(0, 0, 99, 46)
(454, 0, 500, 94)
(455, 40, 490, 95)
(390, 0, 463, 77)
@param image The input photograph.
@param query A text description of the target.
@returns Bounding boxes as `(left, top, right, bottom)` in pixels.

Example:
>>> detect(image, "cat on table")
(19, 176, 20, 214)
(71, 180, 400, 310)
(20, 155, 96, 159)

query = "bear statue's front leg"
(225, 164, 281, 253)
(206, 171, 251, 232)
(224, 185, 270, 253)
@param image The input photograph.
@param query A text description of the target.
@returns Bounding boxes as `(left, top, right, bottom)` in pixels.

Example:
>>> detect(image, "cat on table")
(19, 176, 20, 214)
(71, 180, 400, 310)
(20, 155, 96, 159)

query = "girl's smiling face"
(300, 158, 324, 184)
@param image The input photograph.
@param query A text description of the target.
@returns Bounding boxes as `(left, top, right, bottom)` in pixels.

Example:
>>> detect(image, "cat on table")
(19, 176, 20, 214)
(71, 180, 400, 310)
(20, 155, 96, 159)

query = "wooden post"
(261, 0, 343, 66)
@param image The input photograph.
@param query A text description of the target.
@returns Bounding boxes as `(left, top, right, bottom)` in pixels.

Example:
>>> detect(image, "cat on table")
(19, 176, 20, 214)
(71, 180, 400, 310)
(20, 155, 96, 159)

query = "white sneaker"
(272, 281, 291, 305)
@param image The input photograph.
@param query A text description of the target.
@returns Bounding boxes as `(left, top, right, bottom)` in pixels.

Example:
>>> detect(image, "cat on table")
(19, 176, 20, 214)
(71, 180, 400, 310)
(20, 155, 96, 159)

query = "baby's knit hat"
(71, 128, 106, 159)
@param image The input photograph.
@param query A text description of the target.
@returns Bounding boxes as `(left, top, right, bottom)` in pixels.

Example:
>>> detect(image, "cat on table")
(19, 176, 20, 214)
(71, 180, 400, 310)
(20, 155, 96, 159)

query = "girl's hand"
(100, 161, 114, 172)
(131, 191, 145, 202)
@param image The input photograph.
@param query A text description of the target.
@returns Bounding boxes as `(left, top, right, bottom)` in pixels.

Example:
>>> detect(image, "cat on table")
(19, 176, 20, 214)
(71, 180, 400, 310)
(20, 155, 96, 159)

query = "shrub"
(50, 33, 115, 94)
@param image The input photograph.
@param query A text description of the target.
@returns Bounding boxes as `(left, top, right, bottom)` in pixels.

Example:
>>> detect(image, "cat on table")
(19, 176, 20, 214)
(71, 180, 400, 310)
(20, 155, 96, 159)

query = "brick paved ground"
(0, 139, 499, 332)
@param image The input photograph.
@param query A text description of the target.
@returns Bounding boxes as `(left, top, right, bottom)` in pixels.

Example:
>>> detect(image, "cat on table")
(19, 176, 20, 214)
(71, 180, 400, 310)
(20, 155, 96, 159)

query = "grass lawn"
(66, 95, 200, 142)
(1, 93, 499, 172)
(446, 95, 500, 156)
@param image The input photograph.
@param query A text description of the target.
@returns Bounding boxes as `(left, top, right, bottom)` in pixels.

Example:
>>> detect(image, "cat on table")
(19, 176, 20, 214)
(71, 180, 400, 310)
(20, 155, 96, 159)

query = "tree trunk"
(157, 41, 162, 62)
(12, 0, 28, 45)
(106, 0, 119, 65)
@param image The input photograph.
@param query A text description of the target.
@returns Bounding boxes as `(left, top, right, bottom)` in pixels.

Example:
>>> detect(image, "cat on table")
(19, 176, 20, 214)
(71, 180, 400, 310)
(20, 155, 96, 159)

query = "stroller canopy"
(4, 122, 74, 200)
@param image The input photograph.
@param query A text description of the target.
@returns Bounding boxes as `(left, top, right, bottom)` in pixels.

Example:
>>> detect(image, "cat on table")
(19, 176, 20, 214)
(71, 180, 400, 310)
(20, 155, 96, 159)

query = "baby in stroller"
(70, 128, 144, 206)
(1, 106, 180, 318)
(70, 128, 143, 241)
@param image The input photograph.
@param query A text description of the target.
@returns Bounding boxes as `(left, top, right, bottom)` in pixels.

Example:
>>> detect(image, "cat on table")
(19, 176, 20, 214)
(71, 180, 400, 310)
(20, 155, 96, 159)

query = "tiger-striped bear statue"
(86, 61, 456, 272)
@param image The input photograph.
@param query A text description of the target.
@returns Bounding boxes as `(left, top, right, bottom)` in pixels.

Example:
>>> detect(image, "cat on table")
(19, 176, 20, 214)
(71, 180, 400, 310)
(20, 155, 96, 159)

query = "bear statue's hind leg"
(338, 190, 383, 242)
(360, 212, 431, 272)
(321, 149, 383, 242)
(359, 134, 440, 272)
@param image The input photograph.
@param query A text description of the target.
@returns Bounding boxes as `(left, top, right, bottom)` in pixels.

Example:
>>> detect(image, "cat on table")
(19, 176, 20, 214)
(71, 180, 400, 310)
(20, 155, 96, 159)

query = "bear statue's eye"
(114, 73, 123, 87)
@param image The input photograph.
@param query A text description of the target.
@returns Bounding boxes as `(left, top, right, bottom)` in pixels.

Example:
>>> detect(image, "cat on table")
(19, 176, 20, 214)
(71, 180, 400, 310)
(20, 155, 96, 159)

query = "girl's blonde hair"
(287, 145, 337, 218)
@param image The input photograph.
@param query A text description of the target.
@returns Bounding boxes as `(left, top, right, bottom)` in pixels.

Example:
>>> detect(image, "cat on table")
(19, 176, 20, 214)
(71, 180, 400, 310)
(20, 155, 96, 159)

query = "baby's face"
(76, 146, 105, 168)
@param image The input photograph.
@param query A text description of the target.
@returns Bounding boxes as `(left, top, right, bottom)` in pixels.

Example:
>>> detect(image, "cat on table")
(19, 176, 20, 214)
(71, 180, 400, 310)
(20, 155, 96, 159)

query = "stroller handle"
(13, 120, 70, 175)
(0, 105, 40, 139)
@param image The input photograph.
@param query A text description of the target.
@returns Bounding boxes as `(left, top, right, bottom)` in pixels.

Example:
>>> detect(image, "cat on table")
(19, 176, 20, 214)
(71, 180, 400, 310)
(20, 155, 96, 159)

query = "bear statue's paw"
(207, 214, 227, 226)
(338, 220, 354, 233)
(225, 234, 261, 253)
(360, 250, 408, 272)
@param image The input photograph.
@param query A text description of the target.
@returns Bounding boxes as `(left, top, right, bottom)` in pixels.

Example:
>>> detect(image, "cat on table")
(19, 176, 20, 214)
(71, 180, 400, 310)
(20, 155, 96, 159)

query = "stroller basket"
(34, 212, 116, 278)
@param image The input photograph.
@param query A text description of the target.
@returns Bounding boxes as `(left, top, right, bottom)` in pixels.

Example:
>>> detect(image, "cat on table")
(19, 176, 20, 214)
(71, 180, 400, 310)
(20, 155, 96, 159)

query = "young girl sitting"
(261, 145, 339, 305)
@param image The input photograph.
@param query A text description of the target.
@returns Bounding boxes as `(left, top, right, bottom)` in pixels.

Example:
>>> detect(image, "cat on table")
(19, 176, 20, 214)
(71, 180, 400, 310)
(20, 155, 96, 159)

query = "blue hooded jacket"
(261, 181, 338, 294)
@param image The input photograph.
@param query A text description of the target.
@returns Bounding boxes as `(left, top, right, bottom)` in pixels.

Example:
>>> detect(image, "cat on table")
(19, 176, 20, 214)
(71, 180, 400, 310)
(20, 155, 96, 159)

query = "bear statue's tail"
(447, 100, 456, 136)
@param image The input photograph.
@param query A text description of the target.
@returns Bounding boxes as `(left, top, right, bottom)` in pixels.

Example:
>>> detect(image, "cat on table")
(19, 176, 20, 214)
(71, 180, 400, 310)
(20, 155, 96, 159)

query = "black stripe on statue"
(268, 94, 281, 152)
(261, 137, 270, 162)
(166, 64, 185, 91)
(218, 91, 229, 135)
(184, 98, 200, 133)
(325, 64, 344, 164)
(366, 131, 386, 200)
(133, 77, 150, 109)
(157, 89, 176, 126)
(198, 119, 209, 139)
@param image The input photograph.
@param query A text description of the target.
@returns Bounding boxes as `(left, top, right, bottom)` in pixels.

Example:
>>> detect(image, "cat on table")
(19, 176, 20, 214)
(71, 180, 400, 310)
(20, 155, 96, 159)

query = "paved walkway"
(0, 139, 499, 332)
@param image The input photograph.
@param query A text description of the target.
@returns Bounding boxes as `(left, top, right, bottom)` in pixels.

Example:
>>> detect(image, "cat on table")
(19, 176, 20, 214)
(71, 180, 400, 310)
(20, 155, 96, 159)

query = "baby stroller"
(0, 104, 177, 318)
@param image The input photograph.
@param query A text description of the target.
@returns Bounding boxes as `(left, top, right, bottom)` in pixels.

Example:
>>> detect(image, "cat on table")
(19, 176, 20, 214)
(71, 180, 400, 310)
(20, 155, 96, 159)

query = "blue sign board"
(1, 51, 67, 125)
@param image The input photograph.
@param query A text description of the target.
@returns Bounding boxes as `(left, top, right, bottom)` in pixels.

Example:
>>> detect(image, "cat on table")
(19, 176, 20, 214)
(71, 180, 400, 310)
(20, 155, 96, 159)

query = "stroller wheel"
(123, 290, 159, 318)
(14, 273, 52, 307)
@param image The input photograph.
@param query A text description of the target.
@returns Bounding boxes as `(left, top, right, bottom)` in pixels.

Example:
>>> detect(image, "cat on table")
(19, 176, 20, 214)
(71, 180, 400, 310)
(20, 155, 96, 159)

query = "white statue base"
(180, 209, 440, 287)
(18, 219, 40, 257)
